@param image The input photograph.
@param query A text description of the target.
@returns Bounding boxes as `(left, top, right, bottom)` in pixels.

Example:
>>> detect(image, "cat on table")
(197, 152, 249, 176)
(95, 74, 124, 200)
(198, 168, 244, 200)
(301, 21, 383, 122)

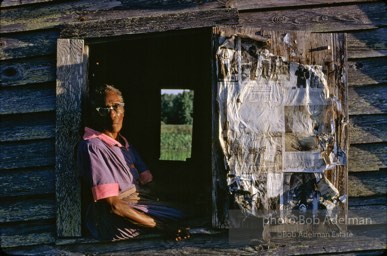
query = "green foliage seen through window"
(161, 90, 194, 124)
(160, 89, 194, 161)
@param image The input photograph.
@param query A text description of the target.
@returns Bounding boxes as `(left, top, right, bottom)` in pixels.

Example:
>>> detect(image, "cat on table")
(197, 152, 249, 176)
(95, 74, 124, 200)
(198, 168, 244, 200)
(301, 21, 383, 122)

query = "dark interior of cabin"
(86, 28, 214, 231)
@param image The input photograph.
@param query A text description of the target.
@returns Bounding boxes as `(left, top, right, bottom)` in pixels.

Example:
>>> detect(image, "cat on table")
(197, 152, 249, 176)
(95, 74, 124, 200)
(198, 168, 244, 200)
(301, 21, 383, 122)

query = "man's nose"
(109, 108, 118, 118)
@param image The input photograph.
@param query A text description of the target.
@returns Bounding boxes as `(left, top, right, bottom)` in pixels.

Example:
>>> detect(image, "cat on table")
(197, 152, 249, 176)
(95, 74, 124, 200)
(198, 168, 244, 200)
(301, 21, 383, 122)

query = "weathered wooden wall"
(0, 0, 386, 250)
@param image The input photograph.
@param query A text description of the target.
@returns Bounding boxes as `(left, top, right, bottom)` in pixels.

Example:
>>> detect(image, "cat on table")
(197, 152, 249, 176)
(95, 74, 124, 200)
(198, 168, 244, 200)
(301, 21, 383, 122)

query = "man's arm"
(139, 170, 153, 185)
(101, 196, 156, 228)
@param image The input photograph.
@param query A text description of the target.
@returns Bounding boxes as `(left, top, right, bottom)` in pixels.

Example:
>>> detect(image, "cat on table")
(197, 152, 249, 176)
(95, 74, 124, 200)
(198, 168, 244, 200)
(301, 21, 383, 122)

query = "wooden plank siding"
(0, 0, 224, 34)
(0, 30, 59, 60)
(348, 57, 387, 87)
(226, 0, 381, 10)
(348, 85, 387, 115)
(0, 112, 55, 142)
(0, 0, 385, 250)
(348, 171, 387, 197)
(0, 0, 55, 8)
(0, 168, 55, 197)
(0, 221, 56, 248)
(0, 85, 56, 115)
(347, 28, 387, 59)
(0, 139, 55, 169)
(0, 0, 123, 33)
(349, 114, 387, 144)
(238, 2, 387, 32)
(0, 198, 55, 223)
(1, 57, 56, 87)
(60, 9, 239, 39)
(348, 143, 386, 172)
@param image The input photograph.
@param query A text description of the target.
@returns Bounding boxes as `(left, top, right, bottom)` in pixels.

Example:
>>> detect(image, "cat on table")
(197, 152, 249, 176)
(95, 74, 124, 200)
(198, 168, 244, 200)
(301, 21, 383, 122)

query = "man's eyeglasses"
(96, 102, 125, 116)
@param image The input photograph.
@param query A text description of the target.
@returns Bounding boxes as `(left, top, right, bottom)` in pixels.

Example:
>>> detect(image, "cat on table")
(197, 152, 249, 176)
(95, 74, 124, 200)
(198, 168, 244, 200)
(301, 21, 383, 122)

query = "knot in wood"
(271, 15, 289, 24)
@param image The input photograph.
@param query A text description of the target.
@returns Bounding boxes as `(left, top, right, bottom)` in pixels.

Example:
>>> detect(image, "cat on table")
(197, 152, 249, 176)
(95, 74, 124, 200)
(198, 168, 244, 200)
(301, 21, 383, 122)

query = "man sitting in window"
(77, 84, 189, 241)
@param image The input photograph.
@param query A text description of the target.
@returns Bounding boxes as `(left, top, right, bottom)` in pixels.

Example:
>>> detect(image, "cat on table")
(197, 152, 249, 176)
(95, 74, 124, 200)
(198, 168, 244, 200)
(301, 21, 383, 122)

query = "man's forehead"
(105, 91, 122, 100)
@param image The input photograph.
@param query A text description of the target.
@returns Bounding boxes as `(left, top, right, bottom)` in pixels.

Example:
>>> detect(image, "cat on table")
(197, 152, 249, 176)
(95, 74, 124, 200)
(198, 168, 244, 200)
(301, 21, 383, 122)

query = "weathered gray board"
(56, 39, 88, 237)
(212, 28, 348, 235)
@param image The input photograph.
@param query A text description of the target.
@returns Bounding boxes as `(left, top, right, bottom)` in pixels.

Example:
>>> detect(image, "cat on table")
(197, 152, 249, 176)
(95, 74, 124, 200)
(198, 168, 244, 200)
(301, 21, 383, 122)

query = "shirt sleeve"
(130, 146, 149, 173)
(77, 140, 120, 201)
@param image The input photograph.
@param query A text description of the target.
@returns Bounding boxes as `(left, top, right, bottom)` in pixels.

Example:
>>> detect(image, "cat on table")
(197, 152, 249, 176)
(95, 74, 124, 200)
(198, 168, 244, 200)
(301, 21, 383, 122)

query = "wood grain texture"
(347, 204, 386, 225)
(0, 168, 55, 197)
(349, 195, 386, 206)
(0, 198, 55, 223)
(0, 0, 123, 33)
(348, 85, 387, 115)
(349, 114, 387, 144)
(332, 32, 349, 220)
(239, 3, 387, 32)
(211, 28, 227, 229)
(349, 143, 387, 172)
(55, 39, 86, 237)
(0, 139, 55, 169)
(1, 57, 56, 87)
(60, 8, 239, 39)
(0, 222, 55, 248)
(0, 0, 54, 8)
(1, 0, 223, 8)
(0, 30, 59, 60)
(227, 0, 380, 10)
(0, 0, 227, 34)
(347, 28, 387, 59)
(348, 57, 387, 86)
(5, 229, 387, 255)
(0, 85, 55, 114)
(348, 171, 387, 197)
(0, 112, 55, 142)
(0, 232, 55, 248)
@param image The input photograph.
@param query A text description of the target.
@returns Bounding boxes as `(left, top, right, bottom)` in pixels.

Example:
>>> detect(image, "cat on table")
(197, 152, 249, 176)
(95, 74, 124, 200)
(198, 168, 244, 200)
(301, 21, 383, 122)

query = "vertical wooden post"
(211, 28, 221, 227)
(56, 39, 88, 237)
(333, 33, 349, 230)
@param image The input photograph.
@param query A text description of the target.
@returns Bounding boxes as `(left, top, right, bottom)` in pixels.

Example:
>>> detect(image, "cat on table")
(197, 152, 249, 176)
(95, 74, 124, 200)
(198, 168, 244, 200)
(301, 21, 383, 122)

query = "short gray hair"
(90, 84, 124, 108)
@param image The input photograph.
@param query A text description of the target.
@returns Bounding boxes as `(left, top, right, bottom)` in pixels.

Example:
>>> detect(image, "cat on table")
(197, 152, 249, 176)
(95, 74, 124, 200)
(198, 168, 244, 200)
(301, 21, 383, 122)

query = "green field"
(160, 124, 192, 161)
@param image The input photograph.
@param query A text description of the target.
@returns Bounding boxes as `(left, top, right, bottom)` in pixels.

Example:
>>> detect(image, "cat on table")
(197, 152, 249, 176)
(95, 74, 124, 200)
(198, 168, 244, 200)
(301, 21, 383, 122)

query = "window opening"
(160, 89, 194, 161)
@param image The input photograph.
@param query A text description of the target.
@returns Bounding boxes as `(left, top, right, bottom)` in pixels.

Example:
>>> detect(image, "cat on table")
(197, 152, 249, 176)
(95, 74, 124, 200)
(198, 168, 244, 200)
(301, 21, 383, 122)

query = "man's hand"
(139, 170, 153, 185)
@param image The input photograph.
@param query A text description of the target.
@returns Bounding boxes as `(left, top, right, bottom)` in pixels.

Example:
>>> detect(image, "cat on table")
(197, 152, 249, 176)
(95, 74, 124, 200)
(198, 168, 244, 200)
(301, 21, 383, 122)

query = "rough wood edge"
(60, 8, 239, 39)
(0, 168, 55, 197)
(238, 3, 387, 32)
(0, 30, 59, 61)
(349, 114, 387, 144)
(227, 0, 381, 11)
(0, 232, 55, 248)
(55, 39, 88, 237)
(348, 143, 387, 172)
(0, 198, 55, 223)
(0, 0, 54, 8)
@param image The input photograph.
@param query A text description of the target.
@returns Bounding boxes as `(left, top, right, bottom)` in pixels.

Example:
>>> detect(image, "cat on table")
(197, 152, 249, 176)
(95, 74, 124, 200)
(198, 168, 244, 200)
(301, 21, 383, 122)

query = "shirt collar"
(83, 127, 129, 148)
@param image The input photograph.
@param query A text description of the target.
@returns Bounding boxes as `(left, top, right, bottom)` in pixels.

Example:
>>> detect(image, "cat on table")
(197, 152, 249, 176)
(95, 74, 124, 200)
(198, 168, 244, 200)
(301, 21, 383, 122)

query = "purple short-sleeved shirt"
(77, 127, 149, 201)
(77, 128, 184, 241)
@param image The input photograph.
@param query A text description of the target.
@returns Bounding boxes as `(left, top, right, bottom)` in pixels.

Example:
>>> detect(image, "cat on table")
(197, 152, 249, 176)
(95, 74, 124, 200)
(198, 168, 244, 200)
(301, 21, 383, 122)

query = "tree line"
(161, 90, 194, 125)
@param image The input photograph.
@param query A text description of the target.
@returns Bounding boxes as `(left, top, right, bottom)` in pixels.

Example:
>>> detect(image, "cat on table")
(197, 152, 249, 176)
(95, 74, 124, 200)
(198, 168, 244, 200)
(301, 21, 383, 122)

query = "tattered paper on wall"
(216, 31, 347, 218)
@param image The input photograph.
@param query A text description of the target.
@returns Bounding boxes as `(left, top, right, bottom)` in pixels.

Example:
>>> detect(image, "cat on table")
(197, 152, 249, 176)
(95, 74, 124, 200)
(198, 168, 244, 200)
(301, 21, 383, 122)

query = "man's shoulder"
(79, 137, 106, 149)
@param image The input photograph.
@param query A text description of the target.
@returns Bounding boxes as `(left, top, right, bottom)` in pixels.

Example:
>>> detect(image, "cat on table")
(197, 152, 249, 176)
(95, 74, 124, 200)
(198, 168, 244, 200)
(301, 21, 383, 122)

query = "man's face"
(100, 91, 125, 134)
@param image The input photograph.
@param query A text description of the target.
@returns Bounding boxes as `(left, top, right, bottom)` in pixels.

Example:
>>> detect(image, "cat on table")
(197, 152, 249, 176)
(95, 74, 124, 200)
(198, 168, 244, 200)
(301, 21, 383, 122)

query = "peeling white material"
(216, 34, 346, 216)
